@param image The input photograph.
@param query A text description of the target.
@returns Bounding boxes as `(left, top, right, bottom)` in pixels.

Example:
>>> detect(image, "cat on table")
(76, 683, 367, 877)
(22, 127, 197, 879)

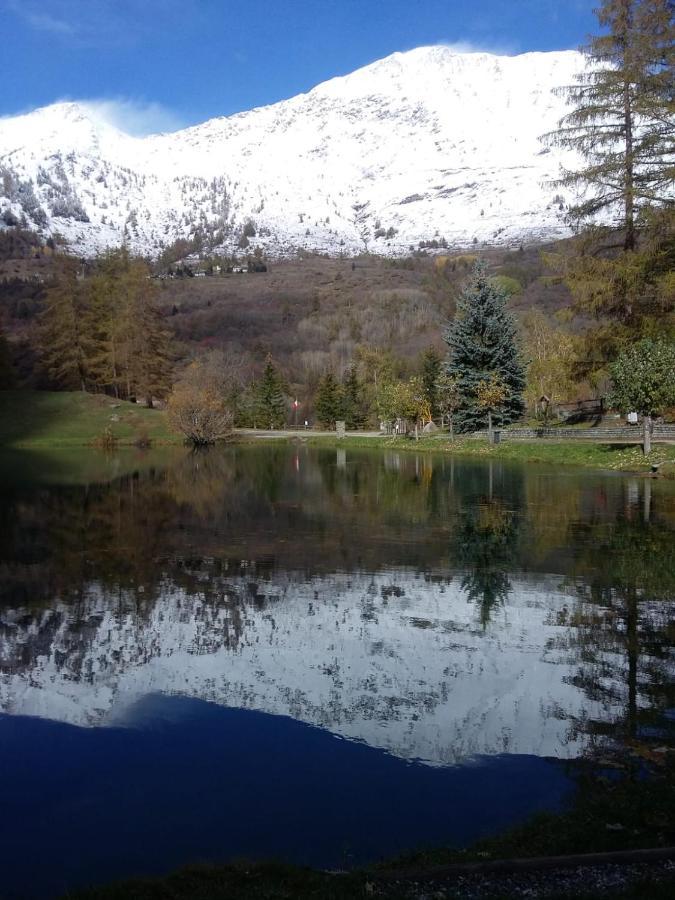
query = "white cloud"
(437, 39, 521, 57)
(6, 0, 203, 47)
(23, 10, 76, 35)
(81, 98, 185, 136)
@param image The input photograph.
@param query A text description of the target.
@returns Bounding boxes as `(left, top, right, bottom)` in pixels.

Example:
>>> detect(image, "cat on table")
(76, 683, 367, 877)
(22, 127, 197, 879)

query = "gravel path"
(367, 859, 675, 898)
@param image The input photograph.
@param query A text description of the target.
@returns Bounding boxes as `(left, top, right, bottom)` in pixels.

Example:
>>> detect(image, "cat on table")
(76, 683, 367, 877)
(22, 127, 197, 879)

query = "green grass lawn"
(0, 390, 180, 448)
(302, 434, 675, 477)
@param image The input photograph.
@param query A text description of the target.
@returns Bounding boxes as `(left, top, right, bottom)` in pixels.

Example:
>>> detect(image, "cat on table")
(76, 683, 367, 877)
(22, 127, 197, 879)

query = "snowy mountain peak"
(0, 46, 588, 257)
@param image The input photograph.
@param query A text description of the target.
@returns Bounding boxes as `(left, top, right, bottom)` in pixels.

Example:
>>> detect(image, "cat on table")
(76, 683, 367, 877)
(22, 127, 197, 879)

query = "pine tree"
(255, 356, 286, 429)
(547, 0, 674, 249)
(444, 263, 526, 432)
(315, 372, 344, 428)
(342, 365, 366, 429)
(420, 347, 442, 419)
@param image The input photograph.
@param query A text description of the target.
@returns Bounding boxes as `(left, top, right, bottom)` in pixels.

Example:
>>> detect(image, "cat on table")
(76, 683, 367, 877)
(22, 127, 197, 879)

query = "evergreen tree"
(420, 347, 442, 419)
(342, 365, 366, 429)
(547, 0, 674, 249)
(255, 356, 286, 429)
(315, 372, 345, 428)
(444, 263, 526, 432)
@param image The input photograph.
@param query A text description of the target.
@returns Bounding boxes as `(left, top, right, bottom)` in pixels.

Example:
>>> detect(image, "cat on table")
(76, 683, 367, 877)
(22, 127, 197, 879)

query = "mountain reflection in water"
(0, 445, 673, 890)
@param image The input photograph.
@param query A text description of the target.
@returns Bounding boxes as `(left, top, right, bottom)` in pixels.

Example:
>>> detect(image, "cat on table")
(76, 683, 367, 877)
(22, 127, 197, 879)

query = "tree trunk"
(622, 40, 635, 251)
(643, 414, 652, 455)
(487, 410, 493, 443)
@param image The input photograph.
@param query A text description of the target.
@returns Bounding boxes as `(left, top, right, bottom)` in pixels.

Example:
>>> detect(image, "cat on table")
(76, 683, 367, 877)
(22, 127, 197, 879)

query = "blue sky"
(1, 0, 598, 133)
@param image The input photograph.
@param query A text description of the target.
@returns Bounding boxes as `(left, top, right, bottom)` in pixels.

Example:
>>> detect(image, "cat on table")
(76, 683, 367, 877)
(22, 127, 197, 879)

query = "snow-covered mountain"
(0, 47, 586, 258)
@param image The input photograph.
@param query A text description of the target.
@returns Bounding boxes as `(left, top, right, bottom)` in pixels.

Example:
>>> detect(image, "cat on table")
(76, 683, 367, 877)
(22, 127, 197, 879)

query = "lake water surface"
(0, 446, 673, 897)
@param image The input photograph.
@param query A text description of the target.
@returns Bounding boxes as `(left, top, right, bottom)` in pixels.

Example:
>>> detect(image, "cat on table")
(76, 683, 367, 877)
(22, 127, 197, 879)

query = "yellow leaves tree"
(168, 357, 235, 445)
(476, 374, 507, 440)
(521, 310, 578, 419)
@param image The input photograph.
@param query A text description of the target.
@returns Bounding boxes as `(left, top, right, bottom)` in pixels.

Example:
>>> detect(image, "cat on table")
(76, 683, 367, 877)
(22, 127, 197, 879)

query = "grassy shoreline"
(296, 433, 675, 477)
(0, 390, 180, 448)
(2, 391, 674, 477)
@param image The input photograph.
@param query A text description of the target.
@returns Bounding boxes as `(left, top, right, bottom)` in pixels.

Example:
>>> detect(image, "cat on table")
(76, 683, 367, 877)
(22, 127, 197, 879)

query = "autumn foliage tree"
(38, 249, 173, 404)
(168, 355, 235, 445)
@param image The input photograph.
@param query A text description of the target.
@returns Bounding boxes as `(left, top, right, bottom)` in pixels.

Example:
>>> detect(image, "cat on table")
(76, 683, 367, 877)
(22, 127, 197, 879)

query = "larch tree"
(444, 264, 526, 433)
(542, 1, 674, 370)
(39, 263, 92, 391)
(86, 249, 173, 404)
(548, 0, 674, 250)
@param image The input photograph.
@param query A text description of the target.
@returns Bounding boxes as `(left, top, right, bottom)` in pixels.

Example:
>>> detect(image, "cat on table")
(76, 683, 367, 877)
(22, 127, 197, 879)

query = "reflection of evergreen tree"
(448, 461, 523, 627)
(455, 499, 519, 627)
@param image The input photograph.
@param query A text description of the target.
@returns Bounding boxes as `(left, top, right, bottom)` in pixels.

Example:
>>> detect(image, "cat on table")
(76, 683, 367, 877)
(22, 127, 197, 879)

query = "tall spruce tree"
(547, 0, 674, 249)
(315, 372, 344, 428)
(342, 365, 366, 428)
(255, 356, 286, 429)
(444, 264, 526, 432)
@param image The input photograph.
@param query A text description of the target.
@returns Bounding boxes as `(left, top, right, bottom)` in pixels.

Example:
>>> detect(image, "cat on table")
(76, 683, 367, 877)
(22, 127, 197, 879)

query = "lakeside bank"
(295, 433, 675, 478)
(2, 391, 674, 477)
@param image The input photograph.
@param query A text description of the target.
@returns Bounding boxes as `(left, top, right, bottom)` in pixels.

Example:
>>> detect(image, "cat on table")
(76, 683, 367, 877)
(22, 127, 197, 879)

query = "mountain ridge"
(0, 46, 587, 258)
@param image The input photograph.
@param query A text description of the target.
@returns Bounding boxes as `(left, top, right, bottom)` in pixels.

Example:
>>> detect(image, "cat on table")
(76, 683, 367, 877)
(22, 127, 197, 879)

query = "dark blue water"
(0, 696, 571, 899)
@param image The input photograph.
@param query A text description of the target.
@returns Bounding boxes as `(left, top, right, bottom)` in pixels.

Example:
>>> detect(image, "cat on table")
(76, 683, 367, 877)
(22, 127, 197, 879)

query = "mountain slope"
(0, 47, 586, 257)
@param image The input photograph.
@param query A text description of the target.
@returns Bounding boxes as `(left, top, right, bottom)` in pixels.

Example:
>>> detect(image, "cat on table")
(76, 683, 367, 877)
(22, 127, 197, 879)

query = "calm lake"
(1, 445, 674, 898)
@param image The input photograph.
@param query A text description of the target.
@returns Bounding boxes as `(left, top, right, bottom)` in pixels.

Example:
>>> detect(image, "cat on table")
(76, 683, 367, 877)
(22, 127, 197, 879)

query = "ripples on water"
(0, 446, 673, 895)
